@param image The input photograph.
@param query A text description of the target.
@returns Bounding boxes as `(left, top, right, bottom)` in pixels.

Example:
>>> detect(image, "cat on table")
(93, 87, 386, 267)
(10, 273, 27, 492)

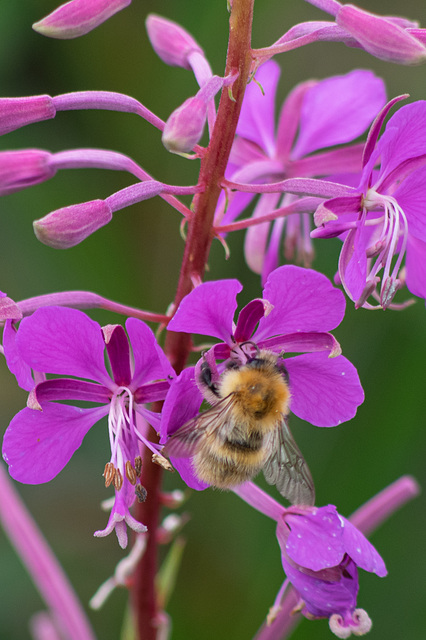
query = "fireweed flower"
(2, 306, 175, 548)
(234, 477, 419, 638)
(161, 265, 364, 490)
(277, 505, 387, 638)
(32, 0, 132, 39)
(276, 505, 386, 638)
(216, 63, 386, 282)
(312, 99, 426, 308)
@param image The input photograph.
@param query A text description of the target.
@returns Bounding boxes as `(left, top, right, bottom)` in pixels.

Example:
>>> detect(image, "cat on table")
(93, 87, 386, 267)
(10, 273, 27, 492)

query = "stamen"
(113, 468, 123, 491)
(362, 190, 409, 308)
(134, 456, 142, 477)
(103, 462, 115, 488)
(135, 484, 148, 503)
(152, 453, 174, 471)
(125, 461, 137, 485)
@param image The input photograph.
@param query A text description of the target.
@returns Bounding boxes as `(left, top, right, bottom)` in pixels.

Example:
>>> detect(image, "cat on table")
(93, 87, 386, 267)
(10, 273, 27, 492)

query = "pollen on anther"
(125, 460, 137, 485)
(135, 484, 148, 503)
(113, 468, 123, 491)
(134, 455, 142, 477)
(103, 462, 115, 488)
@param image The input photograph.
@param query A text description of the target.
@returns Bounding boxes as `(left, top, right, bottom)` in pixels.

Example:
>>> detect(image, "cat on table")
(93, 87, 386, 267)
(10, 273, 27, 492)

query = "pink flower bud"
(146, 14, 204, 69)
(32, 0, 132, 39)
(0, 96, 56, 135)
(0, 150, 56, 196)
(162, 97, 207, 154)
(33, 200, 112, 249)
(337, 5, 426, 64)
(162, 75, 228, 154)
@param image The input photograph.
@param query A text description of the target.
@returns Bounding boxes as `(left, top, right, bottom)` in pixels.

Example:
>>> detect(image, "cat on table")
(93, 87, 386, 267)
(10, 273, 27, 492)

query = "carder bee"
(164, 349, 315, 505)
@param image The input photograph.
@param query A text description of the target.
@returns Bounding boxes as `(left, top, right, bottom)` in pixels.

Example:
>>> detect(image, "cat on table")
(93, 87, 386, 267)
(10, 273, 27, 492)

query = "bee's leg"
(197, 351, 221, 399)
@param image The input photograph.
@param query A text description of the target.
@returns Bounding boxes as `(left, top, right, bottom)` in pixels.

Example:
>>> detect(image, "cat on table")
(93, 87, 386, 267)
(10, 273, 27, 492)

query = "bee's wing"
(163, 395, 237, 459)
(263, 418, 315, 506)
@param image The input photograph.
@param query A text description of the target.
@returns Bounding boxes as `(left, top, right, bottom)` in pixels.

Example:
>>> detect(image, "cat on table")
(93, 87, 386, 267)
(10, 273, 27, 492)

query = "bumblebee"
(164, 349, 315, 505)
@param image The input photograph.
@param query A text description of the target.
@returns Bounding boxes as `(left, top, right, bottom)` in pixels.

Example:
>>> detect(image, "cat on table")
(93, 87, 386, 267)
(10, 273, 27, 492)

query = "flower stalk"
(132, 1, 255, 637)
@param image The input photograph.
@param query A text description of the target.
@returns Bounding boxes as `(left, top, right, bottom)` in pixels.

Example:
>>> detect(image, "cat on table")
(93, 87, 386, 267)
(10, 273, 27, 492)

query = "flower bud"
(337, 5, 426, 64)
(0, 96, 56, 136)
(32, 0, 131, 39)
(146, 14, 204, 69)
(162, 74, 228, 154)
(33, 200, 112, 249)
(162, 97, 207, 154)
(0, 150, 56, 196)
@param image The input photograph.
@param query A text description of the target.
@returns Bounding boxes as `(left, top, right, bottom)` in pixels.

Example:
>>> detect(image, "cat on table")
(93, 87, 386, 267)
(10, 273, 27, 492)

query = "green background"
(1, 1, 425, 638)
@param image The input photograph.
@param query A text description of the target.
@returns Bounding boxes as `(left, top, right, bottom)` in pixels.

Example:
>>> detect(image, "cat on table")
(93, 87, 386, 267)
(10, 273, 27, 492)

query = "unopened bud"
(33, 199, 112, 249)
(162, 74, 235, 154)
(162, 96, 207, 154)
(0, 95, 56, 136)
(32, 0, 132, 40)
(0, 150, 55, 196)
(337, 5, 426, 65)
(146, 14, 203, 69)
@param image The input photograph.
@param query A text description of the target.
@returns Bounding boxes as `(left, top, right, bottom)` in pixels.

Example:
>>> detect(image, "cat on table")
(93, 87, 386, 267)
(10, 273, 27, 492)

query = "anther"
(134, 456, 142, 477)
(135, 484, 148, 503)
(152, 453, 174, 471)
(113, 468, 123, 491)
(103, 462, 115, 488)
(125, 460, 137, 485)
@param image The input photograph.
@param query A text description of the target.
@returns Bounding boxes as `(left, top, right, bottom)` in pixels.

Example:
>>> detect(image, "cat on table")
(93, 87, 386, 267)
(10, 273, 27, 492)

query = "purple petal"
(393, 166, 426, 241)
(340, 517, 387, 577)
(276, 81, 315, 162)
(286, 352, 364, 427)
(234, 298, 273, 343)
(159, 368, 202, 442)
(16, 306, 111, 386)
(31, 378, 111, 404)
(285, 506, 345, 571)
(236, 60, 280, 157)
(2, 403, 108, 483)
(254, 266, 346, 341)
(104, 324, 131, 386)
(159, 368, 208, 491)
(339, 227, 368, 303)
(292, 70, 386, 159)
(362, 95, 408, 169)
(3, 320, 34, 391)
(282, 553, 359, 619)
(167, 280, 242, 344)
(405, 235, 426, 301)
(134, 380, 172, 404)
(261, 331, 341, 356)
(125, 318, 174, 390)
(377, 101, 426, 186)
(244, 192, 281, 274)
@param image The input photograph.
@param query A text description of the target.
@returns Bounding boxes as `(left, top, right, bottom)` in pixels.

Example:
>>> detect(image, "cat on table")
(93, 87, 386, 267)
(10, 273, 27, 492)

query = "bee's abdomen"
(193, 433, 265, 489)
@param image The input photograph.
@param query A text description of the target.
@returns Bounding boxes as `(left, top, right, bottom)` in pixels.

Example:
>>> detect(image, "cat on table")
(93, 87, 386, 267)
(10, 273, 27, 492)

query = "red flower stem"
(165, 0, 255, 373)
(132, 1, 255, 638)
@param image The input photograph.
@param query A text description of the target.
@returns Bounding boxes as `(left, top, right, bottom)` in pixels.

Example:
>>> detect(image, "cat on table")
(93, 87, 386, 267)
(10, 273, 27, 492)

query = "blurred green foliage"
(1, 1, 425, 639)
